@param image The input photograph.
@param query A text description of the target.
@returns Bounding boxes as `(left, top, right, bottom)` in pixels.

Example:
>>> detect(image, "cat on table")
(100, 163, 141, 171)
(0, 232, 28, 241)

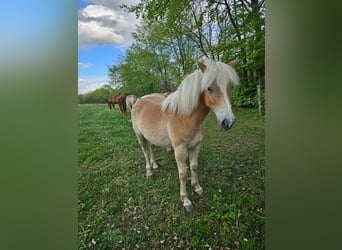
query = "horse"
(108, 94, 127, 114)
(131, 58, 240, 211)
(125, 94, 138, 110)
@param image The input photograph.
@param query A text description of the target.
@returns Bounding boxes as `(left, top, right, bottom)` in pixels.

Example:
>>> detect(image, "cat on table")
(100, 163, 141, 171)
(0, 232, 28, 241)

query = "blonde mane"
(161, 59, 240, 116)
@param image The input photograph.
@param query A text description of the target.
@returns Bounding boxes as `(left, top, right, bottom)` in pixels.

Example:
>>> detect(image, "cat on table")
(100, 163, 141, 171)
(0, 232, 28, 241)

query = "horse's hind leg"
(189, 144, 203, 195)
(135, 133, 153, 177)
(150, 144, 159, 169)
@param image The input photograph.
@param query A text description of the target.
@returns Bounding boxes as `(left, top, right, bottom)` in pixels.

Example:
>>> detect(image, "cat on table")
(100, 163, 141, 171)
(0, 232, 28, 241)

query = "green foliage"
(232, 84, 265, 109)
(108, 0, 265, 109)
(119, 40, 169, 96)
(78, 84, 117, 104)
(78, 105, 265, 249)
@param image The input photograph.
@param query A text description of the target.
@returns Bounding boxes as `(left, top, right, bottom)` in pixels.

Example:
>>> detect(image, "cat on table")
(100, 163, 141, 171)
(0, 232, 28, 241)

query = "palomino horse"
(131, 58, 240, 210)
(126, 94, 138, 110)
(108, 94, 127, 114)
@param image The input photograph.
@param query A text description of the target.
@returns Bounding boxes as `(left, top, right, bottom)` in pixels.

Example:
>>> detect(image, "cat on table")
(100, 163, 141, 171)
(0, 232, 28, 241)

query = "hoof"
(195, 186, 203, 195)
(183, 198, 192, 212)
(146, 171, 153, 178)
(152, 163, 159, 169)
(184, 204, 193, 212)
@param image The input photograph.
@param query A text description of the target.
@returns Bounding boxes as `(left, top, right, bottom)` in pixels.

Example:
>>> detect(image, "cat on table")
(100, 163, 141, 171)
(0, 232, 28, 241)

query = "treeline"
(81, 0, 265, 112)
(78, 84, 121, 104)
(78, 81, 265, 109)
(78, 85, 109, 104)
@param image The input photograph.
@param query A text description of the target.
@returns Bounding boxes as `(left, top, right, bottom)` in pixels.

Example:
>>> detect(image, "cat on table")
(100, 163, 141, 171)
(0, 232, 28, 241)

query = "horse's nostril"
(221, 119, 229, 129)
(221, 118, 235, 130)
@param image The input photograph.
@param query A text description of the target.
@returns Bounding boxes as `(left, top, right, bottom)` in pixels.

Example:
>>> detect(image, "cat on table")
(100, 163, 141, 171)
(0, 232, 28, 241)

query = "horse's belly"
(132, 94, 172, 148)
(146, 131, 171, 148)
(137, 117, 170, 147)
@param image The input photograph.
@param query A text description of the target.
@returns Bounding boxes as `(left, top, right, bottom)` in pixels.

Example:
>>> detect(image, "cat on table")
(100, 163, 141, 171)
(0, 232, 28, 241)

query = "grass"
(78, 104, 265, 249)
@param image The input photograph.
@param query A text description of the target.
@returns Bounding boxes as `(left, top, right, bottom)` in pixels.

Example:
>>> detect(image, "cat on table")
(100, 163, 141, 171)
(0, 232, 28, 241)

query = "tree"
(114, 0, 265, 112)
(78, 84, 115, 104)
(107, 65, 123, 89)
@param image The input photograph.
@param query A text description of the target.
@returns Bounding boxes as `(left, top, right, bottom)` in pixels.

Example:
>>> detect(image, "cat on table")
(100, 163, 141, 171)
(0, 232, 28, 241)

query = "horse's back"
(132, 93, 166, 121)
(118, 94, 125, 102)
(127, 94, 137, 101)
(108, 94, 125, 103)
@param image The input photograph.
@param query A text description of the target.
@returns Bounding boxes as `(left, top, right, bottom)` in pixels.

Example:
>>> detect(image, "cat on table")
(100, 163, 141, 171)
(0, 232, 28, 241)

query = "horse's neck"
(186, 94, 210, 127)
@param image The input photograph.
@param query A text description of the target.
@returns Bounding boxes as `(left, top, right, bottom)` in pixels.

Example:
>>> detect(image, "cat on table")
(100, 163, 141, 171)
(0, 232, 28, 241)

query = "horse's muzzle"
(221, 118, 235, 130)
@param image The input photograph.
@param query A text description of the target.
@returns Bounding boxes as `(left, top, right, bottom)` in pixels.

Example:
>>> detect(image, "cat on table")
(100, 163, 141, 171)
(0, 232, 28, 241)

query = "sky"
(78, 0, 140, 94)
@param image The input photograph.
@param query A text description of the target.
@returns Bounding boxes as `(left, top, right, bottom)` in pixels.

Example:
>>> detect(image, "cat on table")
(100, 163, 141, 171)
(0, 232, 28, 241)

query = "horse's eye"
(207, 87, 213, 93)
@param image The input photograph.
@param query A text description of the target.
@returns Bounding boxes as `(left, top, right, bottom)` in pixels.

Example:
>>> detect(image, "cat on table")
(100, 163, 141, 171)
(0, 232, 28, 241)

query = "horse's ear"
(228, 58, 239, 67)
(197, 61, 207, 72)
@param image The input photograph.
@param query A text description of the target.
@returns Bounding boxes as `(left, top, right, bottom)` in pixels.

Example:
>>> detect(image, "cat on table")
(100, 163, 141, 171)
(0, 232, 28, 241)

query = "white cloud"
(78, 62, 93, 69)
(84, 0, 140, 9)
(78, 0, 140, 49)
(78, 77, 109, 94)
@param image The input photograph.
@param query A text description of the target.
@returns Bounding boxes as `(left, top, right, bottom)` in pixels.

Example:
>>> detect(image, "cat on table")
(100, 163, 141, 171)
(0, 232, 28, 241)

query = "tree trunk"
(257, 83, 262, 115)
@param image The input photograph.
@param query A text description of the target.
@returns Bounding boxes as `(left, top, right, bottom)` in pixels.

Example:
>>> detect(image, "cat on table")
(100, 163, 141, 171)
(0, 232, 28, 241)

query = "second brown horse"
(108, 94, 127, 114)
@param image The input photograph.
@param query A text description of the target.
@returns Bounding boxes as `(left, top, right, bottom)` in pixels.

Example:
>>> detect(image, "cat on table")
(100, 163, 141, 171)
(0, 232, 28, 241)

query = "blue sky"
(78, 0, 140, 94)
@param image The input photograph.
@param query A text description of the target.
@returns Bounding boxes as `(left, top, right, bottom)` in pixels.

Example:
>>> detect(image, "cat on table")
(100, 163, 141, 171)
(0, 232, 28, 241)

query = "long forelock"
(201, 61, 240, 92)
(161, 59, 240, 116)
(161, 70, 202, 116)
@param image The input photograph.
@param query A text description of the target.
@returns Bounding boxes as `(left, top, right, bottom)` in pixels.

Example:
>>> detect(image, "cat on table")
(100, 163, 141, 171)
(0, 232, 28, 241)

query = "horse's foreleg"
(118, 104, 123, 114)
(189, 144, 203, 195)
(150, 144, 159, 169)
(123, 102, 127, 114)
(108, 102, 112, 109)
(174, 146, 192, 211)
(136, 134, 152, 177)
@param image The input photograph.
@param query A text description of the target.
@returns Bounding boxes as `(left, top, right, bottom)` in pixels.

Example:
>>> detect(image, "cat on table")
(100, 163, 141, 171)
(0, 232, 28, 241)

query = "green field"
(78, 104, 265, 249)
